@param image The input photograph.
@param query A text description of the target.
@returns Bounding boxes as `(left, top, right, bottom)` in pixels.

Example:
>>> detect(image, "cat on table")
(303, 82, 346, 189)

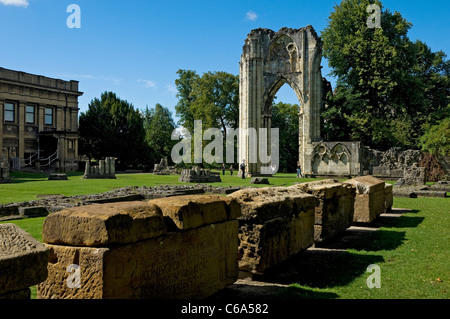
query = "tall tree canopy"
(271, 102, 300, 173)
(321, 0, 449, 150)
(79, 91, 148, 169)
(143, 103, 176, 164)
(174, 69, 239, 136)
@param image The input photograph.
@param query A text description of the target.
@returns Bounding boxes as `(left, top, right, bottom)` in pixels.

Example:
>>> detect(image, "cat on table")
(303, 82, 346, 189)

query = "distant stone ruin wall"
(362, 147, 423, 179)
(83, 158, 116, 179)
(179, 166, 221, 183)
(310, 141, 362, 177)
(0, 166, 10, 183)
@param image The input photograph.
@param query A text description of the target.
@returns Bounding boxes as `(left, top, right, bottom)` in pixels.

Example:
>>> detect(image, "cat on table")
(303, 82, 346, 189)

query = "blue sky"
(0, 0, 449, 123)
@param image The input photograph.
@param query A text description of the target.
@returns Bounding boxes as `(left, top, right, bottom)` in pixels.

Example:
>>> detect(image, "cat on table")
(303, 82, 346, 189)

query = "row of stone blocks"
(0, 176, 392, 299)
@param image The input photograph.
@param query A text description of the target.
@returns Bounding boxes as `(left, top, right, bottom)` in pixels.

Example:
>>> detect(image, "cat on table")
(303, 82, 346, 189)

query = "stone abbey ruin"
(0, 26, 447, 299)
(1, 176, 394, 299)
(237, 27, 448, 180)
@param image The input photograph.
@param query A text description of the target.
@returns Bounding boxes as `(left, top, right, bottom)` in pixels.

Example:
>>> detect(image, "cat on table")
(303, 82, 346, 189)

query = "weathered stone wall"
(83, 158, 116, 179)
(385, 183, 394, 212)
(238, 26, 323, 176)
(345, 176, 387, 223)
(179, 166, 221, 183)
(290, 179, 355, 243)
(310, 142, 362, 177)
(363, 147, 423, 179)
(0, 166, 10, 183)
(0, 224, 48, 299)
(3, 180, 395, 299)
(37, 196, 241, 299)
(228, 187, 319, 275)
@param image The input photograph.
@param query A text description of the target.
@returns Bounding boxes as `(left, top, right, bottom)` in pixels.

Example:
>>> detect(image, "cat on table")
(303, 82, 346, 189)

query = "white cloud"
(0, 0, 29, 7)
(138, 79, 157, 89)
(164, 84, 177, 95)
(246, 11, 258, 21)
(58, 73, 123, 86)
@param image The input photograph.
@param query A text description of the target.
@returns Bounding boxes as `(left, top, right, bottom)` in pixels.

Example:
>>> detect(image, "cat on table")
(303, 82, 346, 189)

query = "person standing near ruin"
(240, 160, 246, 179)
(222, 163, 226, 175)
(297, 161, 303, 178)
(229, 165, 234, 175)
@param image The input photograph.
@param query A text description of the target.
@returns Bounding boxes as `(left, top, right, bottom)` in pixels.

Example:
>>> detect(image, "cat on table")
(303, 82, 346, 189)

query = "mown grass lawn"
(0, 171, 317, 205)
(280, 197, 449, 299)
(1, 172, 448, 299)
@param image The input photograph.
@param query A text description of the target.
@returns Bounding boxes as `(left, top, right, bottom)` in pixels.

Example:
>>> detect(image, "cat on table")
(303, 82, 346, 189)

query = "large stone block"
(345, 176, 386, 223)
(149, 195, 241, 230)
(0, 224, 49, 298)
(385, 183, 394, 212)
(291, 179, 356, 243)
(38, 197, 241, 299)
(37, 220, 239, 299)
(228, 187, 319, 274)
(42, 201, 167, 246)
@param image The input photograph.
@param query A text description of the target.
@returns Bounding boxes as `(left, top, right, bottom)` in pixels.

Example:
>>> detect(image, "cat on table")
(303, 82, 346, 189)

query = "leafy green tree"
(79, 92, 148, 169)
(174, 70, 239, 167)
(143, 103, 176, 164)
(271, 102, 299, 173)
(321, 0, 449, 150)
(419, 116, 450, 157)
(174, 70, 239, 136)
(190, 71, 239, 138)
(174, 69, 200, 132)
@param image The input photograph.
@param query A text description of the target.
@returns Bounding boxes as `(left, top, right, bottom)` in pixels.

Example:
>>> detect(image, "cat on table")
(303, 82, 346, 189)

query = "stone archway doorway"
(238, 26, 323, 176)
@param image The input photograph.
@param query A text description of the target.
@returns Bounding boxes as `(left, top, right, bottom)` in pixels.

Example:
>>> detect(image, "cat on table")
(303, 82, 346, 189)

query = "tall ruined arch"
(238, 26, 323, 176)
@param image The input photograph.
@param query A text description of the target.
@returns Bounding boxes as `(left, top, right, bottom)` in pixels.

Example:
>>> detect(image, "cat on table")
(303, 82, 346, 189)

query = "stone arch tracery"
(239, 26, 323, 176)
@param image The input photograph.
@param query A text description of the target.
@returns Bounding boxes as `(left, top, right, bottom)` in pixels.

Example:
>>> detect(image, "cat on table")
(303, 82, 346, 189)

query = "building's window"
(68, 140, 74, 150)
(4, 102, 15, 122)
(26, 105, 35, 124)
(45, 107, 53, 125)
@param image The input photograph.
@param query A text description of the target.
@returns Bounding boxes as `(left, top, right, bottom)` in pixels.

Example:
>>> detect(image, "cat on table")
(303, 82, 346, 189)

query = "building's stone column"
(0, 99, 4, 158)
(17, 101, 26, 168)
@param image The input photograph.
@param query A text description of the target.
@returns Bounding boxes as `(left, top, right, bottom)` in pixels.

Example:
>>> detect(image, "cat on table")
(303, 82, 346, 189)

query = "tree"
(321, 0, 449, 150)
(174, 70, 239, 136)
(190, 71, 239, 138)
(419, 116, 450, 157)
(79, 92, 148, 169)
(143, 103, 176, 164)
(174, 70, 239, 167)
(174, 69, 200, 132)
(271, 102, 299, 173)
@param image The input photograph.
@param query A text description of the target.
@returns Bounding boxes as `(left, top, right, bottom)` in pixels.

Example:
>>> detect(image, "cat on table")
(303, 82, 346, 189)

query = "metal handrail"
(40, 150, 59, 167)
(25, 152, 38, 166)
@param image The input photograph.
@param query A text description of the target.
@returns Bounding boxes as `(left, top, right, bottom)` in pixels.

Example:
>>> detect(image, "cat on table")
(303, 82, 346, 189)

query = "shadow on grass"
(9, 172, 84, 184)
(211, 281, 339, 300)
(276, 285, 339, 299)
(254, 250, 384, 290)
(334, 229, 407, 251)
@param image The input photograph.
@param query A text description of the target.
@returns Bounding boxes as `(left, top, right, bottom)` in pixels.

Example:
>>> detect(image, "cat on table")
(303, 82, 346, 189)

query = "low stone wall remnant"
(37, 196, 241, 299)
(385, 183, 394, 212)
(0, 224, 49, 299)
(228, 187, 319, 276)
(345, 176, 386, 223)
(290, 179, 355, 243)
(179, 166, 221, 183)
(83, 158, 116, 179)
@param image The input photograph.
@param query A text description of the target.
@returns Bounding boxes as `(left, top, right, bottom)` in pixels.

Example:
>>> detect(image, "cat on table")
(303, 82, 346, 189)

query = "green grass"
(0, 171, 318, 205)
(278, 197, 450, 299)
(1, 172, 448, 299)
